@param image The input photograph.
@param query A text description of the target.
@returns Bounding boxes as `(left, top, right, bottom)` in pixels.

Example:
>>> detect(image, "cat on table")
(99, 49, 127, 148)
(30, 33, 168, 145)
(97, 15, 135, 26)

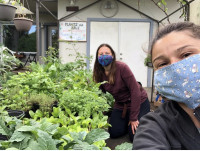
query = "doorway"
(87, 18, 153, 87)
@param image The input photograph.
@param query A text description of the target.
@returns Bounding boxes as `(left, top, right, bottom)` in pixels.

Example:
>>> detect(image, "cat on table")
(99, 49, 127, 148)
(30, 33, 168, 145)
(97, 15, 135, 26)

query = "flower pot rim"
(13, 17, 33, 22)
(0, 3, 17, 9)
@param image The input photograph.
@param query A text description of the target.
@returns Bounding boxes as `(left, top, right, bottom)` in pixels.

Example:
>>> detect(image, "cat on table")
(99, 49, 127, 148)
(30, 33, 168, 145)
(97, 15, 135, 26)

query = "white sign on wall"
(59, 21, 87, 41)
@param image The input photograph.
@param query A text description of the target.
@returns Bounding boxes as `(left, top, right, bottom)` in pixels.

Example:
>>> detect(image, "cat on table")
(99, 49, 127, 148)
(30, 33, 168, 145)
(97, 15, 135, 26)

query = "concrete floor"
(106, 133, 131, 150)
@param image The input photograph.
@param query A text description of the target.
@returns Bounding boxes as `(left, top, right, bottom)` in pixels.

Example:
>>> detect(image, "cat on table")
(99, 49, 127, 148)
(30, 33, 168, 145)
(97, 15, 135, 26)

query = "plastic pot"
(7, 110, 25, 119)
(14, 17, 33, 31)
(0, 3, 17, 21)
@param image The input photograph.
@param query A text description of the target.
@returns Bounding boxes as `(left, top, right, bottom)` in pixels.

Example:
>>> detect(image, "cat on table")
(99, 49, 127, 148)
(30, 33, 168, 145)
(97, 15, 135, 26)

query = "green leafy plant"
(0, 107, 111, 150)
(144, 54, 152, 67)
(138, 0, 189, 23)
(115, 142, 133, 150)
(63, 128, 110, 150)
(0, 87, 31, 111)
(0, 89, 57, 117)
(27, 92, 56, 114)
(0, 0, 21, 5)
(0, 45, 114, 149)
(59, 89, 110, 118)
(0, 116, 61, 150)
(0, 45, 22, 76)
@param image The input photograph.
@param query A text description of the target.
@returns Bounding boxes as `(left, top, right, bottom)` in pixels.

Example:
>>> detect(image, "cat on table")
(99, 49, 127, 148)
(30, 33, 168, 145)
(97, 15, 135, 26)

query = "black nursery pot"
(24, 103, 40, 118)
(7, 110, 25, 119)
(0, 134, 8, 141)
(0, 110, 25, 140)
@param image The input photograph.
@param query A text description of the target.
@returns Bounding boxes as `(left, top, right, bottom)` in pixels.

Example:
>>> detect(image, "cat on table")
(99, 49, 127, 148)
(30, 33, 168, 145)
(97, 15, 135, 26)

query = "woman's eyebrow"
(175, 45, 192, 55)
(152, 55, 166, 64)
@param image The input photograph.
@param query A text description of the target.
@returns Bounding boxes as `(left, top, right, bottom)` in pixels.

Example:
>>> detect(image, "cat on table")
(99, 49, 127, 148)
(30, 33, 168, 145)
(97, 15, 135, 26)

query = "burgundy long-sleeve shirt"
(100, 61, 148, 121)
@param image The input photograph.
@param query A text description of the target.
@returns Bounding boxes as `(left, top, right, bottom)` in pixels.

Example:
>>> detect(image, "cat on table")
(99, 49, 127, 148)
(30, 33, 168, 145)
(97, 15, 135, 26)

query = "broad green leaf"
(73, 142, 99, 150)
(5, 147, 19, 150)
(9, 131, 26, 142)
(63, 140, 77, 150)
(52, 107, 60, 118)
(57, 126, 68, 136)
(20, 136, 32, 150)
(40, 119, 58, 135)
(29, 110, 35, 119)
(25, 139, 41, 150)
(17, 126, 36, 132)
(102, 146, 110, 150)
(36, 130, 57, 150)
(61, 135, 71, 142)
(84, 129, 109, 145)
(0, 119, 9, 136)
(69, 131, 87, 141)
(115, 142, 133, 150)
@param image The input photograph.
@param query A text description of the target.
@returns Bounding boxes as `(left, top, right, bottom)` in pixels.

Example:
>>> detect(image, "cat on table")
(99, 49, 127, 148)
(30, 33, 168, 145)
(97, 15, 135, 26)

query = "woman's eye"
(181, 53, 192, 58)
(156, 62, 168, 69)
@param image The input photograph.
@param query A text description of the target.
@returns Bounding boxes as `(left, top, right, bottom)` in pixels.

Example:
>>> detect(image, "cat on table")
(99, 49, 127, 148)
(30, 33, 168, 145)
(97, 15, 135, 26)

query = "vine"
(137, 0, 188, 23)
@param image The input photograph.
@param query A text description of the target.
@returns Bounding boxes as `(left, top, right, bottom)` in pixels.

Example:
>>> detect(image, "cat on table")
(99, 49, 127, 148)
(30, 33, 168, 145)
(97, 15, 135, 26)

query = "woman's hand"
(128, 120, 139, 134)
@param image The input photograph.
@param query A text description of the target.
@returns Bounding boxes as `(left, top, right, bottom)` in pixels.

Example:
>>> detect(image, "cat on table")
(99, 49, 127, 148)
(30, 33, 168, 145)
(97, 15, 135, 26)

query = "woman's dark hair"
(93, 43, 116, 84)
(150, 22, 200, 61)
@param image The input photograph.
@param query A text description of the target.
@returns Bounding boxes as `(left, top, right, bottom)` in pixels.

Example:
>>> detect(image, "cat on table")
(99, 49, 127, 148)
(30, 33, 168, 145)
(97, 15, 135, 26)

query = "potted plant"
(13, 3, 33, 31)
(0, 0, 18, 21)
(0, 45, 22, 76)
(144, 54, 153, 68)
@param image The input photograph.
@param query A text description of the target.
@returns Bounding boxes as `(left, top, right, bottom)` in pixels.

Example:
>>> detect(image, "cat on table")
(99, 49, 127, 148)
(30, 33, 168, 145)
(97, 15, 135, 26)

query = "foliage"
(59, 89, 110, 118)
(0, 108, 110, 150)
(144, 54, 152, 66)
(0, 87, 31, 111)
(102, 92, 115, 108)
(0, 116, 59, 150)
(0, 0, 20, 5)
(0, 71, 15, 87)
(0, 45, 22, 86)
(27, 92, 56, 114)
(0, 45, 22, 75)
(115, 142, 133, 150)
(138, 0, 188, 23)
(29, 107, 110, 149)
(3, 70, 62, 98)
(0, 89, 56, 115)
(153, 0, 188, 22)
(18, 32, 36, 52)
(0, 46, 115, 150)
(63, 128, 110, 150)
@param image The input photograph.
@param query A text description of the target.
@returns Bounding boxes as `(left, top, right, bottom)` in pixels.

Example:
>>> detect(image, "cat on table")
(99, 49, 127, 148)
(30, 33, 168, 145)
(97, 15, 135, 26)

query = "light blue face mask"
(154, 54, 200, 109)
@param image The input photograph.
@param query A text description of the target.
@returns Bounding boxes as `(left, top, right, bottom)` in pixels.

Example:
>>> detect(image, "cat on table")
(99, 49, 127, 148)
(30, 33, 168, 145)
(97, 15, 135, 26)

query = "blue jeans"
(108, 98, 150, 142)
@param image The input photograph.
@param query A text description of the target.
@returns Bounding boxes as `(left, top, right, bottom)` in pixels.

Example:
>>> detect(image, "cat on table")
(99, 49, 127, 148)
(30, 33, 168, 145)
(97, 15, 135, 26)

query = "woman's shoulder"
(133, 102, 177, 150)
(116, 61, 129, 69)
(116, 61, 126, 65)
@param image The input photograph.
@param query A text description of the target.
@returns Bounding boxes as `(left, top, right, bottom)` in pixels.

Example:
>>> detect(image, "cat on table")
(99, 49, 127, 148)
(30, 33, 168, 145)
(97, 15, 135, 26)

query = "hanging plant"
(0, 0, 19, 21)
(14, 17, 33, 31)
(13, 1, 34, 31)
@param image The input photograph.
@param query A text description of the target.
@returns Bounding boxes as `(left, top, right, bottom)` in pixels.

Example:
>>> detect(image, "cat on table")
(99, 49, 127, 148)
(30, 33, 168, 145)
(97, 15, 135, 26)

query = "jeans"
(108, 98, 150, 142)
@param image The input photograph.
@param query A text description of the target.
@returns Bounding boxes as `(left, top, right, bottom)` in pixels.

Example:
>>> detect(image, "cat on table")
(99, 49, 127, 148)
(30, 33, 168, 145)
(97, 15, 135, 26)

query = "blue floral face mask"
(98, 55, 113, 67)
(154, 54, 200, 109)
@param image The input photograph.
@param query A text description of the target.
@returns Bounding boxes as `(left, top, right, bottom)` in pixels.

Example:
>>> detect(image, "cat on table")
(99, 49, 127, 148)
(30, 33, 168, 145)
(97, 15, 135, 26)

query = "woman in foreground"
(133, 22, 200, 150)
